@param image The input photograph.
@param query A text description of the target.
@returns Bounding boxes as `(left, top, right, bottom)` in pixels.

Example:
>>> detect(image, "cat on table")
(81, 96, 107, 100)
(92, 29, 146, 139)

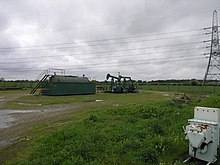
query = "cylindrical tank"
(49, 76, 90, 83)
(41, 75, 96, 95)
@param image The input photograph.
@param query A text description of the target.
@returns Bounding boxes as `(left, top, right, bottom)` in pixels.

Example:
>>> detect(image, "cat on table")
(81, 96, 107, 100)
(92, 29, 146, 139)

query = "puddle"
(0, 137, 25, 148)
(0, 111, 15, 128)
(95, 100, 103, 102)
(0, 140, 12, 147)
(198, 94, 210, 98)
(83, 99, 103, 102)
(0, 97, 5, 102)
(0, 110, 46, 129)
(12, 110, 46, 113)
(17, 102, 42, 106)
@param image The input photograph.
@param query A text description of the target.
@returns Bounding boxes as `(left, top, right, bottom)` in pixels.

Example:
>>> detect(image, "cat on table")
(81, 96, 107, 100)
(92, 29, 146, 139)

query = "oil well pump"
(106, 73, 124, 93)
(106, 73, 137, 93)
(119, 75, 137, 93)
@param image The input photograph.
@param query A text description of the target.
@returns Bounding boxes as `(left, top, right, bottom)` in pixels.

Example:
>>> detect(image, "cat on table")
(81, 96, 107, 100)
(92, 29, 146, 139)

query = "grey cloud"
(0, 0, 220, 80)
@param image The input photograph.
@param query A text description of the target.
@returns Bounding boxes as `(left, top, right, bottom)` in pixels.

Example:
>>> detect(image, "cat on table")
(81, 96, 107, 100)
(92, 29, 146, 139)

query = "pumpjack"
(119, 75, 137, 93)
(106, 73, 137, 93)
(106, 73, 124, 93)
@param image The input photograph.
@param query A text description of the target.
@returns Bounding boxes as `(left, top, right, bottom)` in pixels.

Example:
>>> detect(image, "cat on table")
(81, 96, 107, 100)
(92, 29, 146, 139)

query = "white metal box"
(194, 106, 220, 122)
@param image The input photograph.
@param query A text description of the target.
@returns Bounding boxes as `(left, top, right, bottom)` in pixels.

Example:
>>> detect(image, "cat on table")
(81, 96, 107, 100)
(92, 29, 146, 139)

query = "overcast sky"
(0, 0, 220, 81)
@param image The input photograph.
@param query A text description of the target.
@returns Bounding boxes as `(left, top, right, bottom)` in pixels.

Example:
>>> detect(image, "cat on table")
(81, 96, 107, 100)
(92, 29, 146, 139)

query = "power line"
(0, 35, 205, 53)
(1, 46, 206, 62)
(68, 56, 206, 70)
(0, 49, 206, 67)
(0, 55, 206, 73)
(55, 46, 206, 57)
(1, 8, 217, 80)
(0, 29, 204, 51)
(0, 51, 204, 65)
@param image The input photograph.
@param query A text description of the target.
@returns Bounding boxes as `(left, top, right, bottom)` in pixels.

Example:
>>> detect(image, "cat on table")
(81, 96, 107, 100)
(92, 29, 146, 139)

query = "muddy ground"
(0, 91, 213, 164)
(0, 91, 81, 164)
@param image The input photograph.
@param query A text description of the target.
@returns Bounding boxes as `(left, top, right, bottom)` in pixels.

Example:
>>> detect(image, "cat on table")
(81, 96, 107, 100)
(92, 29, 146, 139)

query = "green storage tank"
(40, 75, 96, 95)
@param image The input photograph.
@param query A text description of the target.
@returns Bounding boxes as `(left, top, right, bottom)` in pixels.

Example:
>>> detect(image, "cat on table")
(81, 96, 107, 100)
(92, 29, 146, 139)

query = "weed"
(3, 91, 219, 164)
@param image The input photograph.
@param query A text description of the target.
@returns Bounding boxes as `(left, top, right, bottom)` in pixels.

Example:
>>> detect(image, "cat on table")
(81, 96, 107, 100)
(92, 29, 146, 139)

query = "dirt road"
(0, 91, 81, 164)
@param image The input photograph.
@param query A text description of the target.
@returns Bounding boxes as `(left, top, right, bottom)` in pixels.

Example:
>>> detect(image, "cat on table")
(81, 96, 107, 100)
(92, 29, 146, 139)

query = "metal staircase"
(30, 68, 65, 94)
(30, 70, 49, 94)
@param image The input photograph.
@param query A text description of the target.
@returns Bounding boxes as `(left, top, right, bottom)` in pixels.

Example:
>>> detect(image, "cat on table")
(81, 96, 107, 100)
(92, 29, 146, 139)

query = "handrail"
(35, 69, 48, 81)
(48, 68, 65, 76)
(30, 68, 65, 94)
(35, 68, 65, 81)
(30, 74, 49, 94)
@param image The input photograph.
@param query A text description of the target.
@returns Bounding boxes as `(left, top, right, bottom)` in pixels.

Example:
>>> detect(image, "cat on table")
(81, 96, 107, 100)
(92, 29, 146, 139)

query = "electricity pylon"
(203, 10, 220, 86)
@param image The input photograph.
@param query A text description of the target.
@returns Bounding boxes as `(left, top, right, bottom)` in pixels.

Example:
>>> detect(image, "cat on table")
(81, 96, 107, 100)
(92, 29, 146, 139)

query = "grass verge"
(1, 90, 220, 164)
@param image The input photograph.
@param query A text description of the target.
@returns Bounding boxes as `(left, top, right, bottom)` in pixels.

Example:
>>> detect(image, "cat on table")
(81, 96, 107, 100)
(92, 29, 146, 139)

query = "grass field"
(139, 85, 220, 94)
(0, 89, 220, 165)
(1, 81, 220, 94)
(0, 81, 35, 89)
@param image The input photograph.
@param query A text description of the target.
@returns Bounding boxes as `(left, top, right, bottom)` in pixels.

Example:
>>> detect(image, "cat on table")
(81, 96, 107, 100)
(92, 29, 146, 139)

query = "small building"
(39, 75, 96, 96)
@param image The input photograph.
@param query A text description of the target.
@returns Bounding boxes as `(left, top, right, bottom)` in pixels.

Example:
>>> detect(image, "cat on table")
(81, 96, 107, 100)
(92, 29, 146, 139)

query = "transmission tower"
(203, 10, 220, 86)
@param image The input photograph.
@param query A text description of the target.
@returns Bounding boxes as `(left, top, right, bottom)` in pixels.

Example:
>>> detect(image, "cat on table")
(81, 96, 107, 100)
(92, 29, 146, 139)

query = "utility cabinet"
(184, 106, 220, 164)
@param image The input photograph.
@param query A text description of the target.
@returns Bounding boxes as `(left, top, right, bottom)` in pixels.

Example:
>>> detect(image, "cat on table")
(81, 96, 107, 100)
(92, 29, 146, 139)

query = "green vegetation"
(0, 79, 219, 95)
(10, 103, 193, 165)
(1, 89, 220, 164)
(140, 85, 220, 94)
(3, 90, 169, 110)
(0, 81, 36, 89)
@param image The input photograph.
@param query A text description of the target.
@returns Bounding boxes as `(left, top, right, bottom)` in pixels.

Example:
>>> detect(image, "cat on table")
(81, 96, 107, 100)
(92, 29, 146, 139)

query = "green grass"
(0, 81, 36, 89)
(1, 90, 220, 165)
(9, 102, 193, 165)
(140, 85, 220, 94)
(2, 91, 169, 110)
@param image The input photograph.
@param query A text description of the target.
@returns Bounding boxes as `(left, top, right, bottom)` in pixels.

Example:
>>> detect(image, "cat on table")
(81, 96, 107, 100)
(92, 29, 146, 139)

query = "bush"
(189, 79, 200, 86)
